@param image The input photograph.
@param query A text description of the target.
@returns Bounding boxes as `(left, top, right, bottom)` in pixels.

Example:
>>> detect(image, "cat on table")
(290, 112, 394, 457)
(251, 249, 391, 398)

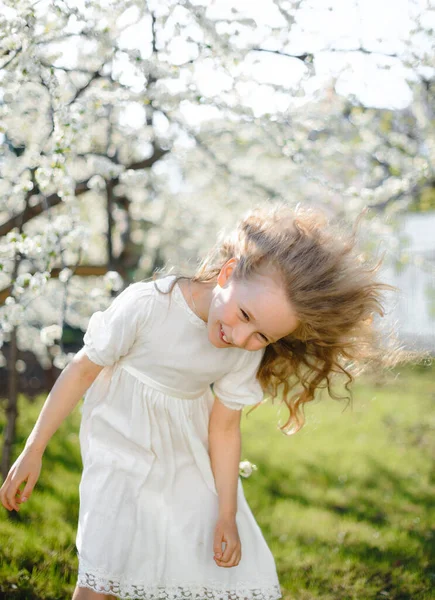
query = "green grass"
(1, 364, 434, 599)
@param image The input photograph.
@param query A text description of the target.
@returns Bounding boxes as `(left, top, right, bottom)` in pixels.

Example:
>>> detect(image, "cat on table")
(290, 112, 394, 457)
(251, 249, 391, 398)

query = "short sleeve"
(212, 348, 265, 411)
(82, 282, 154, 367)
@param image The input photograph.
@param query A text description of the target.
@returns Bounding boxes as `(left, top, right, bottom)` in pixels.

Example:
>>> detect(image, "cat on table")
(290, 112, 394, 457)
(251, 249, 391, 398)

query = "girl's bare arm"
(208, 396, 243, 568)
(0, 349, 103, 511)
(23, 349, 104, 455)
(208, 396, 242, 518)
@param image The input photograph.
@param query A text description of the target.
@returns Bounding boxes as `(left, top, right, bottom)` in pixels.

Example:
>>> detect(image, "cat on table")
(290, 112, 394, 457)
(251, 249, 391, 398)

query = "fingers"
(213, 539, 241, 568)
(213, 526, 226, 560)
(0, 488, 11, 511)
(18, 474, 36, 504)
(213, 539, 224, 561)
(0, 473, 33, 512)
(0, 476, 20, 512)
(1, 452, 41, 512)
(8, 479, 23, 512)
(214, 546, 241, 568)
(0, 476, 13, 511)
(213, 521, 241, 568)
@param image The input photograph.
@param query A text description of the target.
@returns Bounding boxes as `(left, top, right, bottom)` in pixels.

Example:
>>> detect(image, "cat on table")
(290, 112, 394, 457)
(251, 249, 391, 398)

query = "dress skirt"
(75, 363, 282, 600)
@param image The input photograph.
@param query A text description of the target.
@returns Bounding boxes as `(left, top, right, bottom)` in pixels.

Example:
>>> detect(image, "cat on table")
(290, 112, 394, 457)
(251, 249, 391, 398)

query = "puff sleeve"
(82, 282, 154, 367)
(212, 348, 265, 411)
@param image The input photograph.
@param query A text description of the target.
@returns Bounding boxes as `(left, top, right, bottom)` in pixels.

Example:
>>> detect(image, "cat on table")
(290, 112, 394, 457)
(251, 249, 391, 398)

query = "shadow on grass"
(259, 457, 434, 597)
(263, 457, 433, 527)
(282, 532, 434, 600)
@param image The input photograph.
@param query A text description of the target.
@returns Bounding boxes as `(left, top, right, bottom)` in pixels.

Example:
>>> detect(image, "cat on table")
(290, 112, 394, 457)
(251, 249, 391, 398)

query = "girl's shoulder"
(99, 278, 158, 323)
(128, 274, 175, 298)
(130, 274, 181, 316)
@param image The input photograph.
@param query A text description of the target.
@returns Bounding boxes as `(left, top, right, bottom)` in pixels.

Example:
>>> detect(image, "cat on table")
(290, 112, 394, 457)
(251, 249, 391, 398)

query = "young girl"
(1, 203, 393, 600)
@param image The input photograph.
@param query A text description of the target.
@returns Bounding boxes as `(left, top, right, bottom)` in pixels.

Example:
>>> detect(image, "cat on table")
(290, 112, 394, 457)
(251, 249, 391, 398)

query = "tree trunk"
(1, 326, 19, 481)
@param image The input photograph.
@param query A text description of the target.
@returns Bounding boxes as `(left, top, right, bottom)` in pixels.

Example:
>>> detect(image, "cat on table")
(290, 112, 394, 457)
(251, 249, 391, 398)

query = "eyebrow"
(242, 306, 277, 343)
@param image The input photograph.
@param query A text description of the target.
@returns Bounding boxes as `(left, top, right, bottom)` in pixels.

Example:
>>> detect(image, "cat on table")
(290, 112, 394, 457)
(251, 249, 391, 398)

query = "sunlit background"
(1, 0, 433, 366)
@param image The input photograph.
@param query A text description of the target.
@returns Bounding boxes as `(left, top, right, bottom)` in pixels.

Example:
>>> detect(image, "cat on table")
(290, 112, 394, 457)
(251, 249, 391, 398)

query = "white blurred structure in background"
(382, 213, 435, 353)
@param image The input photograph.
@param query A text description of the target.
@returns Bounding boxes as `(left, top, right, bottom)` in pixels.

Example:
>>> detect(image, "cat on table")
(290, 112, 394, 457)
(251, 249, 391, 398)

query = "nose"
(231, 324, 252, 348)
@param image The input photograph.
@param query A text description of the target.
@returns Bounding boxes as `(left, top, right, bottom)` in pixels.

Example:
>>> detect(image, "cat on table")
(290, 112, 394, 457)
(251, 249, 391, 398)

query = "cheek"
(213, 290, 236, 325)
(213, 296, 229, 320)
(218, 304, 234, 325)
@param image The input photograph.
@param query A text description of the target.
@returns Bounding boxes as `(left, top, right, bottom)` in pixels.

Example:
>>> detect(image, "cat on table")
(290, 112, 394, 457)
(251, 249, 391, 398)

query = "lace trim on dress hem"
(77, 572, 282, 600)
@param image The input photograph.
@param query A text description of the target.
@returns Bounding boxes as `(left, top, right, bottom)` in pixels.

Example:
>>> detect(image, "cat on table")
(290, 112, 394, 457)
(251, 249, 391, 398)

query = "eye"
(241, 309, 268, 343)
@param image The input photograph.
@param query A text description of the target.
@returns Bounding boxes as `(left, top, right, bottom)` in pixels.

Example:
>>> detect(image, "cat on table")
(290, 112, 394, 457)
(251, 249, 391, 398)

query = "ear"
(217, 257, 238, 287)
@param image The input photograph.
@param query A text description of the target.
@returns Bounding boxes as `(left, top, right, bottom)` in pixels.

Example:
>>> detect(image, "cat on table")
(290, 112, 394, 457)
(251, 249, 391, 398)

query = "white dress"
(76, 274, 282, 600)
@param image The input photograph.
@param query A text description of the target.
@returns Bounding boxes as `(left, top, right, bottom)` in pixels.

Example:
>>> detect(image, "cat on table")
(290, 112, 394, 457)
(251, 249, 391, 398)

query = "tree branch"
(0, 265, 111, 305)
(251, 47, 314, 64)
(0, 145, 169, 237)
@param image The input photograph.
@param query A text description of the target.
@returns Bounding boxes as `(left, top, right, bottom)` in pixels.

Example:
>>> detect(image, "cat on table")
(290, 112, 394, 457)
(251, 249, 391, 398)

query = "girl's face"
(207, 259, 299, 351)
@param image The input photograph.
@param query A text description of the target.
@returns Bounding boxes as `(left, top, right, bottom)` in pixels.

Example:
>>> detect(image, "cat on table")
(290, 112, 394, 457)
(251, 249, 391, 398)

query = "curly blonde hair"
(153, 202, 402, 434)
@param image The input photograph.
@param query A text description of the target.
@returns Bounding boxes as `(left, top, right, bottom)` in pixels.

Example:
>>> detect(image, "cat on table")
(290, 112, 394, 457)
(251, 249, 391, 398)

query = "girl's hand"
(0, 448, 42, 512)
(213, 516, 241, 568)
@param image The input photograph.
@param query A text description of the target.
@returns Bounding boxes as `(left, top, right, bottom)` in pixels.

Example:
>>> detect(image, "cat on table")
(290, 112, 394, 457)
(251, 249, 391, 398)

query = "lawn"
(1, 364, 434, 599)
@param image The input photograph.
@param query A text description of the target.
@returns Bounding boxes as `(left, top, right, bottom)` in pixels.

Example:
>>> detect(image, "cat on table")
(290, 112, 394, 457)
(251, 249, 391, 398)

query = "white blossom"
(0, 300, 25, 330)
(104, 271, 124, 292)
(40, 324, 62, 346)
(15, 359, 27, 373)
(239, 460, 258, 478)
(29, 272, 50, 292)
(59, 268, 73, 283)
(13, 273, 33, 295)
(53, 352, 75, 370)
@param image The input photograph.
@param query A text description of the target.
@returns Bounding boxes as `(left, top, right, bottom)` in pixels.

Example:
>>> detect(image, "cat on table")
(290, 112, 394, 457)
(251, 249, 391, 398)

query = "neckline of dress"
(172, 277, 208, 329)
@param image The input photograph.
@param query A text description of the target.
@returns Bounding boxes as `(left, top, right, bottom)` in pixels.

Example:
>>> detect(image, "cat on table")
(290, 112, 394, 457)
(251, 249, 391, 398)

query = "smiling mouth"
(220, 324, 231, 345)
